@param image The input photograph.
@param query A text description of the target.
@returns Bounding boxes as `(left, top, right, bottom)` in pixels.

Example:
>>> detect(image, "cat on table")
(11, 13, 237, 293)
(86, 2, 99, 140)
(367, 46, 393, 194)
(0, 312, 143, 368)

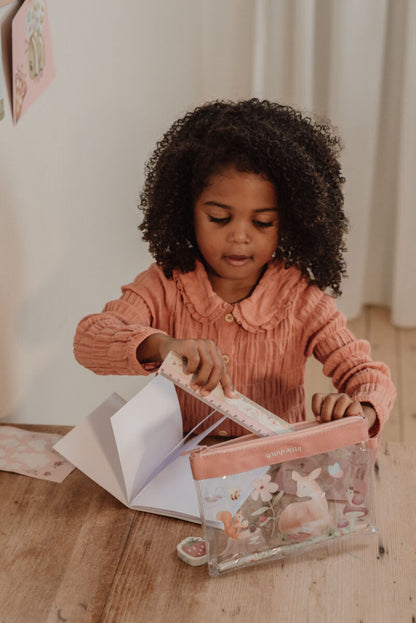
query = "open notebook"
(54, 352, 292, 523)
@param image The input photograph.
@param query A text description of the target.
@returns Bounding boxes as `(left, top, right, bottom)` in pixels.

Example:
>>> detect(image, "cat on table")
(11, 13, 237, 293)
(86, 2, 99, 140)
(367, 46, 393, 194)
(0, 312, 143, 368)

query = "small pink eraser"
(177, 536, 207, 566)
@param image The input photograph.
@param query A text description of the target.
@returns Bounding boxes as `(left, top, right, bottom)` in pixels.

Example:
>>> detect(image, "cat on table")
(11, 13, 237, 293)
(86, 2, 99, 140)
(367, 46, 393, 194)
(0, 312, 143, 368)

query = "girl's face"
(193, 166, 278, 302)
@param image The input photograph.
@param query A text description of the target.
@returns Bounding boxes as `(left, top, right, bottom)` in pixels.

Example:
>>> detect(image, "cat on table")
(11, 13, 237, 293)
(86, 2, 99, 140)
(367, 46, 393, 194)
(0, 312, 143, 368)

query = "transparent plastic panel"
(195, 442, 375, 576)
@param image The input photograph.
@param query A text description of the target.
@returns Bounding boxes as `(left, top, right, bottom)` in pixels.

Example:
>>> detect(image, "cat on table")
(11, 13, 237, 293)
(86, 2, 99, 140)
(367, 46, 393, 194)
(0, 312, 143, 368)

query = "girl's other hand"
(312, 393, 377, 430)
(137, 334, 236, 399)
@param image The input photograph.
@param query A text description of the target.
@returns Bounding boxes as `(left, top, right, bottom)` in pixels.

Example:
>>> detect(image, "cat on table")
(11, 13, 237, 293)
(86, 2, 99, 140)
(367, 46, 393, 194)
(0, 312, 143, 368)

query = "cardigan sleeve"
(302, 290, 396, 436)
(73, 267, 169, 376)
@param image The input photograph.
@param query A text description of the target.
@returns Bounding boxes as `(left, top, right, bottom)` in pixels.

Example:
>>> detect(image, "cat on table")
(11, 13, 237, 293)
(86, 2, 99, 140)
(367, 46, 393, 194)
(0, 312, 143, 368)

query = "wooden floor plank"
(398, 327, 416, 446)
(367, 307, 401, 443)
(346, 306, 369, 341)
(0, 470, 136, 623)
(370, 442, 416, 618)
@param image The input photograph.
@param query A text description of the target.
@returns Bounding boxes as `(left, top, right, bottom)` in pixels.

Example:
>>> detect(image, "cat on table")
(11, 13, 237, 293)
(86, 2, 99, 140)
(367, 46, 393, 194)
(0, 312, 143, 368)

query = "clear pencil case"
(189, 416, 376, 576)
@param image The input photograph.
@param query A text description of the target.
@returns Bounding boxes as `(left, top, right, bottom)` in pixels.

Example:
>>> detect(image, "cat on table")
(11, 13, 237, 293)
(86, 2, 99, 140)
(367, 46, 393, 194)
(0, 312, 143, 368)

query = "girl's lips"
(224, 255, 251, 267)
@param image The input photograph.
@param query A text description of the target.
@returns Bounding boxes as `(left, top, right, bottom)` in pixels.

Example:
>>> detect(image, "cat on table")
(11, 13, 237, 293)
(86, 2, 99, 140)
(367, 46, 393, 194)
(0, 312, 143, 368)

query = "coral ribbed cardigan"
(73, 260, 396, 437)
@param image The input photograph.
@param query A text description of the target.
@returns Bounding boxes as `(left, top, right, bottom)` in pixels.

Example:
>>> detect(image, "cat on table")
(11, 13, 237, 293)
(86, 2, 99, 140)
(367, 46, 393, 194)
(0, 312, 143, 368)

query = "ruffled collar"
(173, 260, 307, 332)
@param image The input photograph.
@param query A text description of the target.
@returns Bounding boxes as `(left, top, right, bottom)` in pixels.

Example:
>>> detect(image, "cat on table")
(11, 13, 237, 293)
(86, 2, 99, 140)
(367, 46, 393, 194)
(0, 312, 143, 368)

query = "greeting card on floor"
(0, 426, 75, 482)
(12, 0, 55, 123)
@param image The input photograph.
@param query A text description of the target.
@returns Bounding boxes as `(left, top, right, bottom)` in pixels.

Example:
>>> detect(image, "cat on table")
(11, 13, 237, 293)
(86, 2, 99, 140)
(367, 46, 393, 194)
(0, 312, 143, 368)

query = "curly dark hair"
(139, 98, 348, 296)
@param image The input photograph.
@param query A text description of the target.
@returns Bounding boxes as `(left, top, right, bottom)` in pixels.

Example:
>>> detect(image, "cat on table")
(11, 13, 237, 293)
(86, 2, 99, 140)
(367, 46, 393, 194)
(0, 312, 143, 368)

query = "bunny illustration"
(27, 1, 46, 80)
(278, 468, 330, 538)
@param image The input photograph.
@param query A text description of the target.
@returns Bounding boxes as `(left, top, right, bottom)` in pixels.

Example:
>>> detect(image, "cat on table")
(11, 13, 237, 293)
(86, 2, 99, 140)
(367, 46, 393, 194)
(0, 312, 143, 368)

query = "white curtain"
(200, 0, 416, 327)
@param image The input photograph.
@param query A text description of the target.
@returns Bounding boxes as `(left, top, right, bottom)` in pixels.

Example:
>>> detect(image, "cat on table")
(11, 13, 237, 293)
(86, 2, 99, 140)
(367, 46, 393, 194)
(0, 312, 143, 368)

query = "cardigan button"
(222, 354, 230, 365)
(224, 313, 234, 323)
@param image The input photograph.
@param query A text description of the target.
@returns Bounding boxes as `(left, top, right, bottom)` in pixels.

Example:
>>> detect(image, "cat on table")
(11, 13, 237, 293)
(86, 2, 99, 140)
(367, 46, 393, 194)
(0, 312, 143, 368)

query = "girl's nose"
(227, 221, 251, 243)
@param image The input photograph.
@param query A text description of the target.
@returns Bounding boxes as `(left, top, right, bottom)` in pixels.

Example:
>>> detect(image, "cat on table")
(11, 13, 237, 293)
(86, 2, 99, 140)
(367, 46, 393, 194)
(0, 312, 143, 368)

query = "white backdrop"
(0, 0, 414, 425)
(247, 0, 416, 326)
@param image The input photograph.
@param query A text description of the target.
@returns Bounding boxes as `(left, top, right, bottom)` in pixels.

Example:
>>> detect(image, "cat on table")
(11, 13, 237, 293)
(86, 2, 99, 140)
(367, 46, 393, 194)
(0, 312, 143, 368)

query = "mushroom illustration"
(340, 487, 368, 531)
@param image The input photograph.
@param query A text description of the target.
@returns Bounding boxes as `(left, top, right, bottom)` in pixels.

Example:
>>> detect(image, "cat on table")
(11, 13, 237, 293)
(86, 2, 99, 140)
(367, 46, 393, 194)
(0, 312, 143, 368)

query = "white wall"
(1, 0, 257, 425)
(2, 0, 405, 425)
(0, 0, 212, 424)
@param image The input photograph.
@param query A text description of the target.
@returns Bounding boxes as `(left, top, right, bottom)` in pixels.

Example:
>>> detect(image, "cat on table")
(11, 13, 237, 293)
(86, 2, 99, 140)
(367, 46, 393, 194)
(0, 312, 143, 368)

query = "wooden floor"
(304, 305, 416, 447)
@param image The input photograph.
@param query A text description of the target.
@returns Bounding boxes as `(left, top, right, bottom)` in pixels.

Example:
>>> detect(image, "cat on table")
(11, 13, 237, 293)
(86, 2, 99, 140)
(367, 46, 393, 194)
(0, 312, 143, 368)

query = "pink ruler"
(158, 351, 293, 437)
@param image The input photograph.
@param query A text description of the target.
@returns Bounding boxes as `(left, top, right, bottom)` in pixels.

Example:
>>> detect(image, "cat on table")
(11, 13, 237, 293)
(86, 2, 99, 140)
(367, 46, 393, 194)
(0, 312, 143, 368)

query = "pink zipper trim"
(190, 416, 369, 480)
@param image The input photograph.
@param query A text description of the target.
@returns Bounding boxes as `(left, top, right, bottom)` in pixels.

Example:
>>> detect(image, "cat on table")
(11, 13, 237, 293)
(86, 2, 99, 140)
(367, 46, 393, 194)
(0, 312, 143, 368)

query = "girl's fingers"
(220, 368, 236, 399)
(180, 342, 203, 375)
(191, 346, 220, 394)
(332, 394, 357, 419)
(311, 393, 324, 419)
(345, 400, 363, 417)
(196, 342, 234, 396)
(312, 393, 363, 422)
(171, 339, 235, 397)
(319, 394, 340, 422)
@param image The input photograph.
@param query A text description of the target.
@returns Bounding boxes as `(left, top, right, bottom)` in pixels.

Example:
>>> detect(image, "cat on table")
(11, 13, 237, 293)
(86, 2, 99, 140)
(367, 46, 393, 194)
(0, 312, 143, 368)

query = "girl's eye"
(208, 216, 276, 228)
(253, 220, 275, 228)
(208, 216, 230, 224)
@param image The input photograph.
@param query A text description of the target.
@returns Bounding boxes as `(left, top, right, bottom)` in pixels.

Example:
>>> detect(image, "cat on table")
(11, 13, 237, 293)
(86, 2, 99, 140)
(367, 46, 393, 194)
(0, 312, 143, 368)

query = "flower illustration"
(251, 474, 279, 502)
(251, 474, 284, 537)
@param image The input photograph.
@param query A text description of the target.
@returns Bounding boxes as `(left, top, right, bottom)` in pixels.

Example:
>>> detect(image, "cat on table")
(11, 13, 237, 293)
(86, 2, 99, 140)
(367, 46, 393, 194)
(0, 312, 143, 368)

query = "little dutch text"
(266, 446, 302, 460)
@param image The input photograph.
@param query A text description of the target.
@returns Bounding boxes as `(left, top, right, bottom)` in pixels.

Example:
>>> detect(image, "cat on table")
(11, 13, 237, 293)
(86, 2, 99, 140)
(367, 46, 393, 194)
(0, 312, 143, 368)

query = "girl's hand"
(137, 334, 236, 399)
(312, 393, 377, 430)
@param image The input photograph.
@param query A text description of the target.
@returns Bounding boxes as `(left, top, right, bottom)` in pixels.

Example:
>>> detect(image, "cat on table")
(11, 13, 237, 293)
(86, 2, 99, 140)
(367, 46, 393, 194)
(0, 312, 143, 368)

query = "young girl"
(74, 99, 395, 438)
